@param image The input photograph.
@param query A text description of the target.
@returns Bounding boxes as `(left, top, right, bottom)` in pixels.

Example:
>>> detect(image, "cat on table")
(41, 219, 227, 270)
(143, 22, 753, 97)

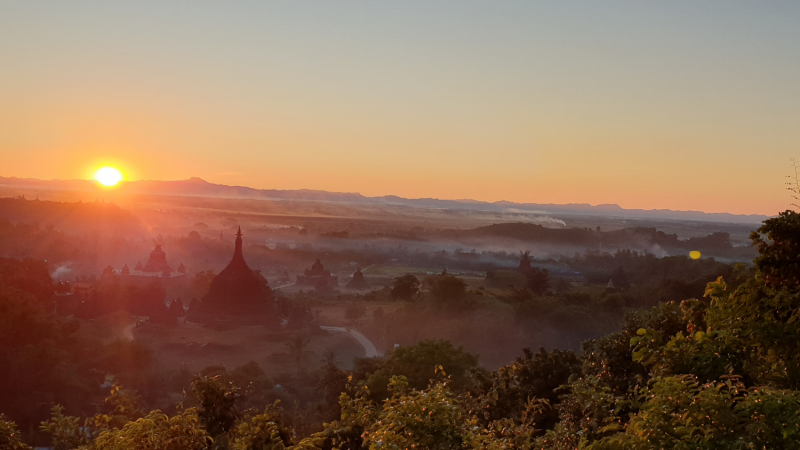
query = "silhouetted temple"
(142, 244, 173, 273)
(296, 259, 337, 288)
(346, 267, 369, 289)
(188, 227, 278, 326)
(117, 245, 187, 289)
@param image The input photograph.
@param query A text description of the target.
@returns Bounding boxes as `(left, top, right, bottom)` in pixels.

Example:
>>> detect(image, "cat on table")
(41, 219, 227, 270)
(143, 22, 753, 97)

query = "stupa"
(187, 227, 278, 326)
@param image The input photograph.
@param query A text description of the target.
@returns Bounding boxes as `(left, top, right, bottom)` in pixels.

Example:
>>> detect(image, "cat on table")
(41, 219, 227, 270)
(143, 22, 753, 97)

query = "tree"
(285, 334, 313, 375)
(589, 376, 800, 450)
(357, 375, 479, 450)
(0, 414, 30, 450)
(315, 362, 349, 420)
(102, 385, 145, 429)
(751, 210, 800, 289)
(0, 285, 92, 431)
(231, 403, 293, 450)
(361, 340, 481, 401)
(430, 274, 467, 304)
(191, 376, 241, 440)
(527, 267, 550, 295)
(518, 250, 533, 273)
(39, 406, 85, 450)
(474, 347, 582, 431)
(391, 274, 420, 300)
(90, 409, 211, 450)
(609, 267, 630, 291)
(0, 257, 54, 303)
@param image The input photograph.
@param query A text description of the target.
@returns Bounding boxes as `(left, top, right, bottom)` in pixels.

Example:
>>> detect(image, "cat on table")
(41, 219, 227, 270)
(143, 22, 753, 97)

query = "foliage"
(534, 376, 628, 450)
(285, 334, 313, 375)
(354, 374, 479, 450)
(0, 283, 99, 431)
(474, 347, 581, 433)
(90, 408, 211, 450)
(359, 340, 481, 401)
(0, 414, 30, 450)
(527, 267, 550, 296)
(232, 403, 293, 450)
(101, 385, 146, 429)
(589, 376, 800, 450)
(484, 270, 527, 289)
(39, 406, 86, 450)
(751, 210, 800, 289)
(191, 375, 241, 439)
(0, 257, 54, 303)
(564, 249, 737, 298)
(429, 274, 467, 305)
(390, 274, 420, 300)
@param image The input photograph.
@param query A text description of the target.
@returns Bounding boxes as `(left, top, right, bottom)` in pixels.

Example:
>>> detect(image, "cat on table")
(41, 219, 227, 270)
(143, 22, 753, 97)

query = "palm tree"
(285, 334, 312, 375)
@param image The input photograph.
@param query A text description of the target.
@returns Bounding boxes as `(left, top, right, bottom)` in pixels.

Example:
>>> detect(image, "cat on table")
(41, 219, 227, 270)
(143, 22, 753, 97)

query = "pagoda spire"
(232, 226, 245, 264)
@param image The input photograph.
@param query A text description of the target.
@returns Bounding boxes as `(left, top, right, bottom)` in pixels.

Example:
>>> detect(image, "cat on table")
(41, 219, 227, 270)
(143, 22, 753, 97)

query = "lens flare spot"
(689, 250, 701, 260)
(94, 167, 123, 187)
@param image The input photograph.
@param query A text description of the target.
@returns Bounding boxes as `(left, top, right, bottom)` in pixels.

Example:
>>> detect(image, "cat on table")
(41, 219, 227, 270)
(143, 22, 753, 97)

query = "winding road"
(124, 317, 380, 358)
(320, 326, 380, 357)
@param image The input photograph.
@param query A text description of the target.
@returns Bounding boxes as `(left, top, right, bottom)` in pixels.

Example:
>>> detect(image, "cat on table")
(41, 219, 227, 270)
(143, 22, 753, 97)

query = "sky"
(0, 1, 798, 215)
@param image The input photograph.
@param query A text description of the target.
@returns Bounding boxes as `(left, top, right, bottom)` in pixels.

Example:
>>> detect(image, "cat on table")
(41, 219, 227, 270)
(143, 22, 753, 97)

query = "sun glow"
(94, 167, 123, 187)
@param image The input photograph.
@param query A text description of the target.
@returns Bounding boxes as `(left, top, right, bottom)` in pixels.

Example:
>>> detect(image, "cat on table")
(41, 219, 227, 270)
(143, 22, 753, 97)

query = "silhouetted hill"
(0, 175, 768, 224)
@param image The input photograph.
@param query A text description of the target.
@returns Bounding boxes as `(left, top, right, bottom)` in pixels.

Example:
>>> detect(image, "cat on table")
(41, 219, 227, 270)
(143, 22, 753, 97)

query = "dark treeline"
(0, 197, 145, 237)
(444, 222, 753, 259)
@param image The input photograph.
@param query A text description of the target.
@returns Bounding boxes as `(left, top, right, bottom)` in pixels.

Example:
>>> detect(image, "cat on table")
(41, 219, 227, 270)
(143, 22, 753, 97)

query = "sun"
(94, 166, 123, 187)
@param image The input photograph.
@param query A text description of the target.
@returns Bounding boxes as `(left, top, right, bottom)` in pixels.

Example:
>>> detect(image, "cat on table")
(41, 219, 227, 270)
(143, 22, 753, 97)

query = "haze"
(7, 4, 800, 447)
(1, 1, 799, 215)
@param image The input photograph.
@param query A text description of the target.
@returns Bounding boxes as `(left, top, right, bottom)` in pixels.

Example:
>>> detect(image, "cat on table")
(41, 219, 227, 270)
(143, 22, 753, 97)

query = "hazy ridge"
(0, 175, 768, 224)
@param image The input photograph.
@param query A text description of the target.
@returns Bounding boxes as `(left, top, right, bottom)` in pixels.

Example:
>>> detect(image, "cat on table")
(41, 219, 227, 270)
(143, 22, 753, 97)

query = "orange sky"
(1, 2, 798, 216)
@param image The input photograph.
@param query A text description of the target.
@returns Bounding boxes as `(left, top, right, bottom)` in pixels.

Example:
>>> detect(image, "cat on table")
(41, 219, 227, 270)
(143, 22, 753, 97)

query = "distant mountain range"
(0, 175, 769, 224)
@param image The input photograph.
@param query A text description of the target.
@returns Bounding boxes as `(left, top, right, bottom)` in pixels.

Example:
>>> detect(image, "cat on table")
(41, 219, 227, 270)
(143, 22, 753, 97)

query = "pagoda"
(141, 244, 173, 274)
(188, 227, 278, 326)
(296, 259, 337, 288)
(346, 267, 369, 290)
